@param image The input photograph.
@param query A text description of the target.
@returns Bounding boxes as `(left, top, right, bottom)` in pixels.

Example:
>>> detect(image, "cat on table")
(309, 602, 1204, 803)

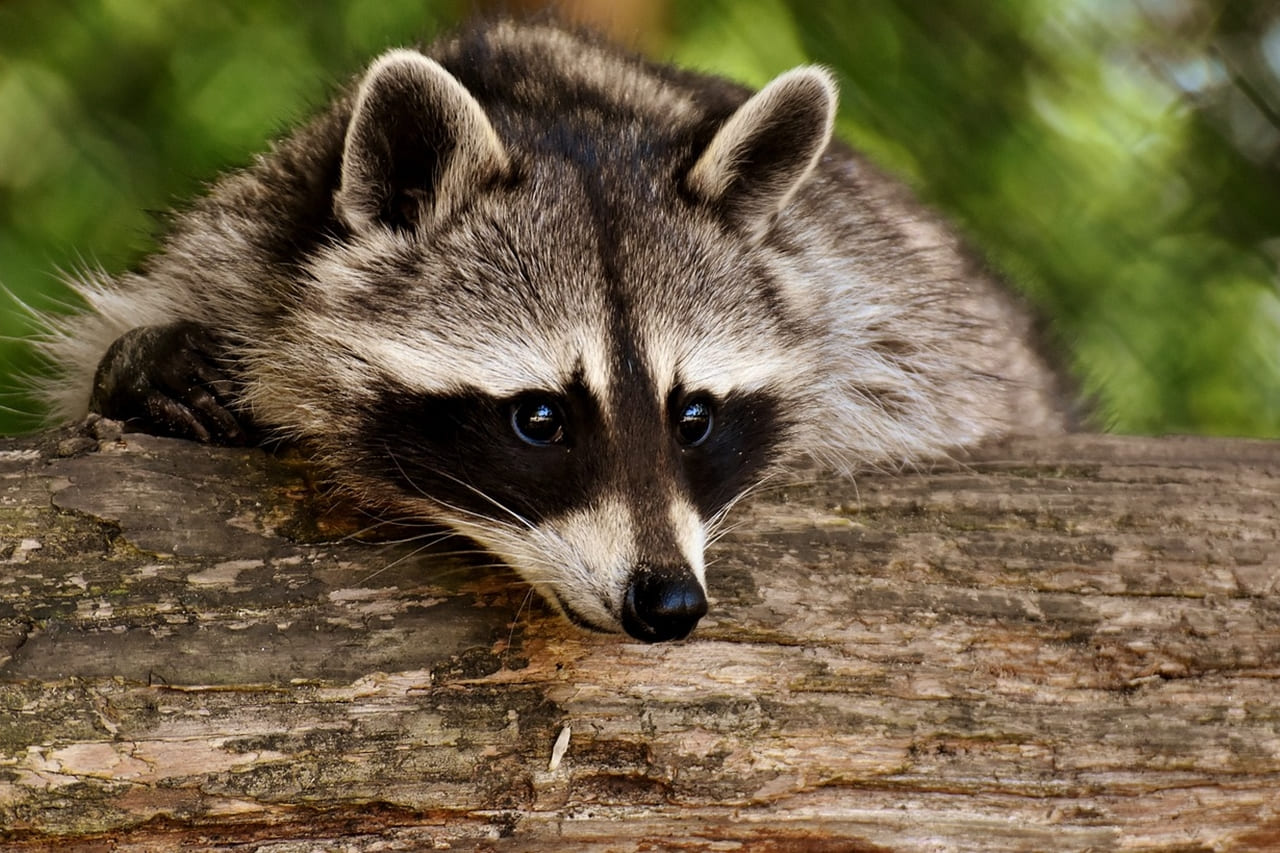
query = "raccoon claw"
(137, 387, 239, 444)
(90, 321, 252, 445)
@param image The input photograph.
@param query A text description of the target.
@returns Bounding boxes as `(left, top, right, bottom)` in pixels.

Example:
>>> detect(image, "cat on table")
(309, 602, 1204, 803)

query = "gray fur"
(35, 20, 1067, 638)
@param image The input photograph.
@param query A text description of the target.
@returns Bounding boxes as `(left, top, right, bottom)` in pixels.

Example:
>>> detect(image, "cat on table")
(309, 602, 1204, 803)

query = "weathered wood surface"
(1, 428, 1277, 851)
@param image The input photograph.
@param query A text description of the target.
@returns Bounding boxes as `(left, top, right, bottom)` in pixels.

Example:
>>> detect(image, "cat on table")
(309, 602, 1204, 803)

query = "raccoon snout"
(620, 565, 708, 643)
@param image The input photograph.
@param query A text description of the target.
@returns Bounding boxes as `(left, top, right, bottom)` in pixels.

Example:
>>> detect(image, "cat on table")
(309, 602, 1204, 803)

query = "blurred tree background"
(1, 0, 1277, 436)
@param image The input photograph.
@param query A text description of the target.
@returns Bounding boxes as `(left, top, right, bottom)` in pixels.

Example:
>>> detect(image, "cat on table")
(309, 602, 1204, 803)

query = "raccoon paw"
(89, 321, 252, 445)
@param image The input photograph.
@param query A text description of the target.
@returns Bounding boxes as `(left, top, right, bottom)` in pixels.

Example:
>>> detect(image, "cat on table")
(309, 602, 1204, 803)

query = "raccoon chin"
(543, 588, 616, 635)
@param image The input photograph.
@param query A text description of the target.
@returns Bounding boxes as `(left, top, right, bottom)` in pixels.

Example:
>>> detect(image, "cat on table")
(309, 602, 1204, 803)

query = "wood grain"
(1, 429, 1277, 851)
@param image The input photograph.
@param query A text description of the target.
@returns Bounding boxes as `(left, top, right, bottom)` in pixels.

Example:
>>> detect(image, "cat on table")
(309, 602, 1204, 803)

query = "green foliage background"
(1, 0, 1278, 436)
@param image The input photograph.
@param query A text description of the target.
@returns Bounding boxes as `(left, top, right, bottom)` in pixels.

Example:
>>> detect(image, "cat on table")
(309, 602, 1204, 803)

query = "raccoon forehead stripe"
(295, 313, 615, 403)
(642, 321, 800, 400)
(297, 236, 617, 406)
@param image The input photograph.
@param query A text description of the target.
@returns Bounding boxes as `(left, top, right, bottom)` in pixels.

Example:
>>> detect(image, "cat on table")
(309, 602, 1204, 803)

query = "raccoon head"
(257, 48, 835, 642)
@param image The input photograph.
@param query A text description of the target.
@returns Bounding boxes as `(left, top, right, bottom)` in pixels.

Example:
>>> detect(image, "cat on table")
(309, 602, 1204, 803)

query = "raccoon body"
(40, 20, 1066, 642)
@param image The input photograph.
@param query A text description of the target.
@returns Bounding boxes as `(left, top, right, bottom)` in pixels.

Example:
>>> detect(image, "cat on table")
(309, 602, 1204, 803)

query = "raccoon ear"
(685, 66, 836, 240)
(335, 49, 510, 234)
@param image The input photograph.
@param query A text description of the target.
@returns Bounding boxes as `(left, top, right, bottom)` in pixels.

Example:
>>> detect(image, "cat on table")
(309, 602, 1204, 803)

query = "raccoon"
(38, 20, 1066, 643)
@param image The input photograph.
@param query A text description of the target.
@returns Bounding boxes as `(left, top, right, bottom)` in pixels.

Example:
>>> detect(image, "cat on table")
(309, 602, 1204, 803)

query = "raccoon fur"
(37, 20, 1067, 643)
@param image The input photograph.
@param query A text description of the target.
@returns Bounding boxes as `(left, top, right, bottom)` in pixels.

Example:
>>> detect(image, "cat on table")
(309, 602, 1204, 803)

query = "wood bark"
(1, 427, 1277, 851)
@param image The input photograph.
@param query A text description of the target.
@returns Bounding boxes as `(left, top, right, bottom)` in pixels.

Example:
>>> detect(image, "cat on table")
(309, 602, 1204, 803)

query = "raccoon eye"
(511, 398, 566, 446)
(675, 396, 714, 447)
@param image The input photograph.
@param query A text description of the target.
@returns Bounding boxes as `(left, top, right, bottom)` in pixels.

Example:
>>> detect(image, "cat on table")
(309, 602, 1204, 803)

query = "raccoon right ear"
(685, 67, 836, 241)
(335, 49, 510, 234)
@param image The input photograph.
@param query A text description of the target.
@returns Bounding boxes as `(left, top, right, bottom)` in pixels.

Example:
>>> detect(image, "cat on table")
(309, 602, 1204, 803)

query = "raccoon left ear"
(685, 67, 836, 240)
(336, 49, 510, 234)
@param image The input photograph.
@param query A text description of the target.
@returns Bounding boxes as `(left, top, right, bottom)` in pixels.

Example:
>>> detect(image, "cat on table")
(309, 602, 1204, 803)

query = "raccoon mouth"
(546, 589, 616, 634)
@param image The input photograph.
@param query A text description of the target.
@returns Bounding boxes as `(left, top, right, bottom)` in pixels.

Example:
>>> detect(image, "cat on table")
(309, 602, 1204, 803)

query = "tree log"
(1, 427, 1277, 851)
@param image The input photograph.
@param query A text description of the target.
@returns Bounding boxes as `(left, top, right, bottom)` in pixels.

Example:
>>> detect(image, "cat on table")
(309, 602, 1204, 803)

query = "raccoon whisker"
(742, 470, 856, 498)
(707, 513, 756, 545)
(382, 489, 532, 550)
(355, 527, 516, 581)
(379, 448, 515, 533)
(340, 522, 451, 545)
(382, 446, 446, 504)
(383, 449, 543, 538)
(354, 530, 449, 546)
(457, 533, 564, 576)
(346, 501, 420, 524)
(427, 516, 565, 581)
(701, 473, 784, 553)
(338, 511, 452, 545)
(415, 561, 518, 585)
(357, 538, 538, 587)
(392, 467, 586, 587)
(348, 500, 463, 533)
(848, 476, 864, 513)
(413, 461, 542, 535)
(411, 550, 506, 565)
(705, 470, 779, 540)
(423, 496, 529, 538)
(504, 586, 540, 654)
(355, 530, 463, 584)
(359, 523, 551, 575)
(373, 545, 494, 563)
(706, 518, 753, 547)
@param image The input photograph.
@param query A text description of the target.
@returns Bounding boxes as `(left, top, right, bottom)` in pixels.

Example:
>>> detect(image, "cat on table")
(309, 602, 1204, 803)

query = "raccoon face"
(354, 374, 783, 641)
(272, 48, 835, 641)
(313, 192, 797, 640)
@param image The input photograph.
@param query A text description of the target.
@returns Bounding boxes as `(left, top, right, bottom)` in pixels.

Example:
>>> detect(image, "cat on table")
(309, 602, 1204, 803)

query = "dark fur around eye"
(671, 389, 786, 518)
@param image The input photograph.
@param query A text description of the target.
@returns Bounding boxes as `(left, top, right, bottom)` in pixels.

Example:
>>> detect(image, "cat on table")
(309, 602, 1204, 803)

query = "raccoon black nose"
(620, 566, 708, 643)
